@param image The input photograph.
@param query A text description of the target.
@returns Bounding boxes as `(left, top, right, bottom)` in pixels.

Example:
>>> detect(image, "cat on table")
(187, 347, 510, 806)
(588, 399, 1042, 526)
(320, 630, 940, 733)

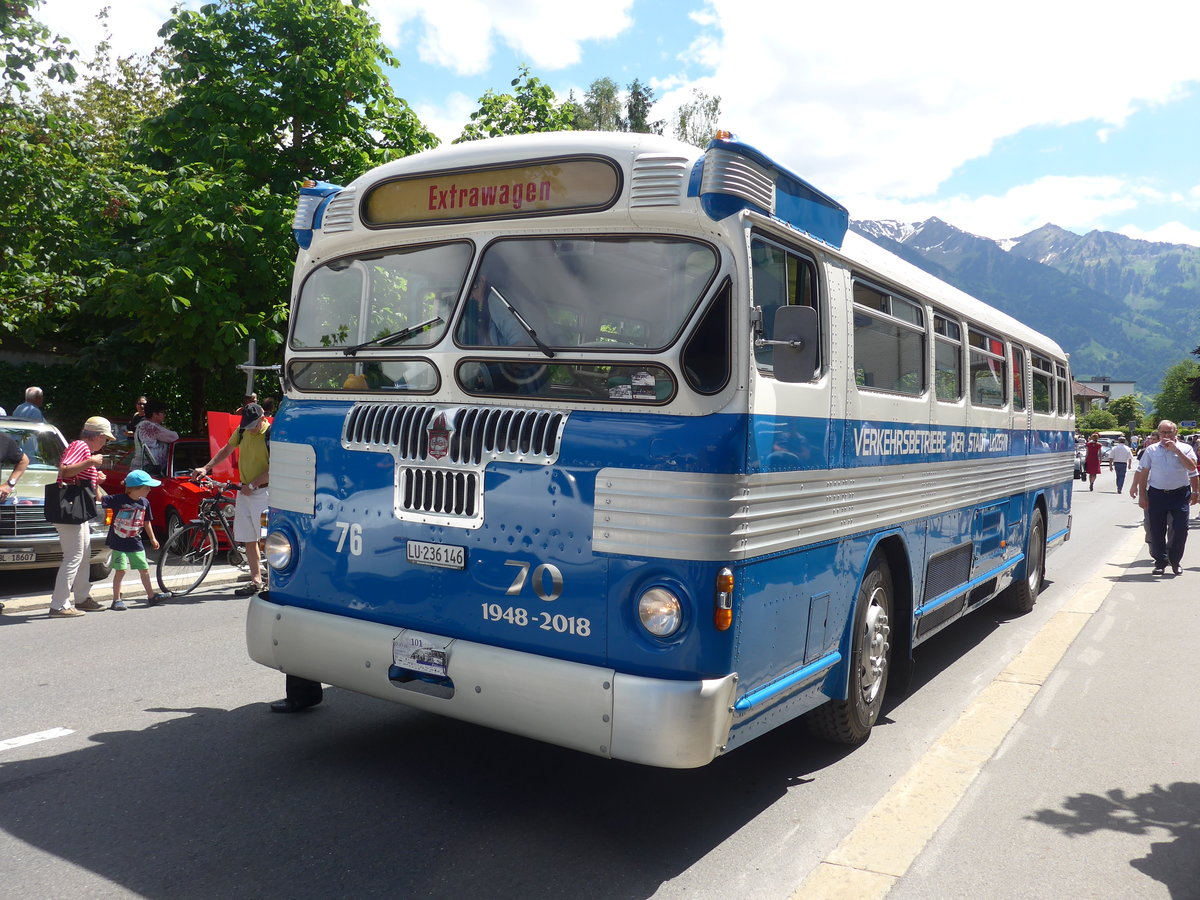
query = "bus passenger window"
(852, 281, 925, 396)
(1031, 353, 1053, 412)
(934, 314, 962, 401)
(968, 328, 1007, 407)
(1012, 346, 1026, 411)
(751, 238, 819, 376)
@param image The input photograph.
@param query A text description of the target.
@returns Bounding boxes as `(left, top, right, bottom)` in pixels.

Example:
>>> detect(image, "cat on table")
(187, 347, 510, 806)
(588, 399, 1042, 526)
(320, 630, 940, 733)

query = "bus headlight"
(637, 587, 682, 638)
(264, 531, 293, 571)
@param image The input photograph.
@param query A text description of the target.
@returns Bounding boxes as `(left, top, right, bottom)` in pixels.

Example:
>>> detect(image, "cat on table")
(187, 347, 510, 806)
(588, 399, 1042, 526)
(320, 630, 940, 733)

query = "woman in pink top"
(49, 416, 114, 618)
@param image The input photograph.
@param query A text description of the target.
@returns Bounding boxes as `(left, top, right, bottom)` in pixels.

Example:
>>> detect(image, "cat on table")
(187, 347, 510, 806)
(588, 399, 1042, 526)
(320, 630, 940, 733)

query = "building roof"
(1072, 380, 1107, 399)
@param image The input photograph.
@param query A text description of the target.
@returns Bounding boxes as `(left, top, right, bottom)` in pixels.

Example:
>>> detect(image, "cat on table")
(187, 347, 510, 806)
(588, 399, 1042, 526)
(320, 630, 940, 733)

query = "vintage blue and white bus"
(251, 131, 1073, 768)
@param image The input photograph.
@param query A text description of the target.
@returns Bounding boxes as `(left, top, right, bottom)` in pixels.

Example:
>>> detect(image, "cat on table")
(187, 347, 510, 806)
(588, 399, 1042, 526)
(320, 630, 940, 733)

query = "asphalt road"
(1, 482, 1192, 899)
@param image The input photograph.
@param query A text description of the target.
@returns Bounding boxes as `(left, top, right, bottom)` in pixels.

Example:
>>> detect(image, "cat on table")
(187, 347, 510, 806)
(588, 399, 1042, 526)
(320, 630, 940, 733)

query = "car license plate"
(406, 540, 465, 570)
(0, 550, 36, 564)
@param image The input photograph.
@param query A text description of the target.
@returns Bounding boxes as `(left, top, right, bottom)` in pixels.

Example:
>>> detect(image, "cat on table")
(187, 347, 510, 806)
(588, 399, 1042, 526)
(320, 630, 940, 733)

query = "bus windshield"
(455, 237, 717, 351)
(291, 241, 472, 350)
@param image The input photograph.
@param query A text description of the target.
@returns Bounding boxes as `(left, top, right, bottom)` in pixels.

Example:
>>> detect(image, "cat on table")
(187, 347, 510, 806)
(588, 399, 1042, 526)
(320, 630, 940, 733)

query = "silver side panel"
(269, 441, 317, 515)
(247, 597, 737, 769)
(594, 453, 1072, 561)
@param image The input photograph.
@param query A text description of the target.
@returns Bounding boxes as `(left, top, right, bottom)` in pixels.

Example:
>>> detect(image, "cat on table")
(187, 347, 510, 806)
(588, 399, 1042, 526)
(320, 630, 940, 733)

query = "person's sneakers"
(76, 597, 104, 611)
(234, 582, 262, 597)
(1152, 566, 1166, 576)
(1172, 565, 1183, 576)
(110, 599, 127, 611)
(49, 607, 86, 618)
(147, 593, 171, 606)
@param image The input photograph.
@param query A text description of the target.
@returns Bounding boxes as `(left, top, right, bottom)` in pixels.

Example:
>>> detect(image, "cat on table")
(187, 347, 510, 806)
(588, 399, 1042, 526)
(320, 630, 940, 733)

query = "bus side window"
(751, 237, 819, 376)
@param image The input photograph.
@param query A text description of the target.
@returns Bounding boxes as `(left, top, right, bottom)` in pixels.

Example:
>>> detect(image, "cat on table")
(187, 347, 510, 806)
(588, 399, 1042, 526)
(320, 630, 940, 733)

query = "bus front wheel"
(1002, 508, 1044, 615)
(808, 556, 893, 745)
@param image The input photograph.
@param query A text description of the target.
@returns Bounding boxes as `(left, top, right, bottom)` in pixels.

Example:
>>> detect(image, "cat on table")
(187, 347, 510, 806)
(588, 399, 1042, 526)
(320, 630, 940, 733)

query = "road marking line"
(0, 727, 75, 753)
(791, 528, 1145, 899)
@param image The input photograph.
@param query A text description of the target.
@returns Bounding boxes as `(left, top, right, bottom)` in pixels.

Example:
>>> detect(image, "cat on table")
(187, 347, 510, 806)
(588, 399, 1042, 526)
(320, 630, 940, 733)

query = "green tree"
(1153, 359, 1200, 425)
(456, 65, 575, 142)
(0, 0, 76, 90)
(95, 0, 437, 430)
(0, 18, 166, 341)
(1103, 394, 1144, 431)
(673, 88, 721, 148)
(625, 78, 663, 135)
(1077, 408, 1118, 431)
(571, 76, 622, 131)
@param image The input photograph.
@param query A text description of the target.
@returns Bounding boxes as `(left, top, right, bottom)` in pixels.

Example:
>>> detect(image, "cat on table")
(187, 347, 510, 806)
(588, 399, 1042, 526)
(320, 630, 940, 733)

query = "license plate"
(0, 550, 36, 564)
(406, 540, 465, 570)
(393, 631, 452, 678)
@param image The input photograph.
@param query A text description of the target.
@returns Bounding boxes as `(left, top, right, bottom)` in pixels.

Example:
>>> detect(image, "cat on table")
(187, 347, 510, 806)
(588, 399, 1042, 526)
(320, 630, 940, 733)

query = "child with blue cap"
(102, 469, 170, 610)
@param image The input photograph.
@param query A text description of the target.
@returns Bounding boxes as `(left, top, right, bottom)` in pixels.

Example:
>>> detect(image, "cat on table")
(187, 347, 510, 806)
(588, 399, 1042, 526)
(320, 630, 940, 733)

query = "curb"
(0, 566, 251, 615)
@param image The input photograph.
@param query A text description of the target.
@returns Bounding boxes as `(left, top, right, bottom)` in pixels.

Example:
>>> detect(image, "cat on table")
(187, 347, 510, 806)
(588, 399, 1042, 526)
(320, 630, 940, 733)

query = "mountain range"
(851, 218, 1200, 395)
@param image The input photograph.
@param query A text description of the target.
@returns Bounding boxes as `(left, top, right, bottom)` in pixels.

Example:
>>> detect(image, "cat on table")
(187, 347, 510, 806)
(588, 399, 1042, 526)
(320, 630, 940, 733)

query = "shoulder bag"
(44, 480, 98, 525)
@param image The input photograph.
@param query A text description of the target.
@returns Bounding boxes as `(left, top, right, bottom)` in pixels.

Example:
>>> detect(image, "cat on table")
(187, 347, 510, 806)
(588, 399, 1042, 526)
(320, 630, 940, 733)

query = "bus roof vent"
(321, 186, 358, 234)
(701, 148, 776, 214)
(343, 403, 568, 466)
(630, 153, 690, 207)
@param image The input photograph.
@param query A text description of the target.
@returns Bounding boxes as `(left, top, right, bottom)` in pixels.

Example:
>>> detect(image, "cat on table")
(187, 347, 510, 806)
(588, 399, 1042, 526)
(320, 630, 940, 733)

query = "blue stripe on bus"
(915, 555, 1022, 618)
(732, 650, 843, 712)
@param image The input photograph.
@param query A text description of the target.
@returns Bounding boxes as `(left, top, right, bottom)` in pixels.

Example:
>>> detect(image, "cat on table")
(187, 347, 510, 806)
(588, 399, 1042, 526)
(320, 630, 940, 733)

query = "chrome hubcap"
(859, 586, 890, 705)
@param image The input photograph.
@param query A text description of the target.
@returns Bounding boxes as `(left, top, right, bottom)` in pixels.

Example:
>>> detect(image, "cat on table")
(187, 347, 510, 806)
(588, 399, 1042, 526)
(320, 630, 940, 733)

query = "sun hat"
(83, 416, 116, 440)
(125, 469, 162, 488)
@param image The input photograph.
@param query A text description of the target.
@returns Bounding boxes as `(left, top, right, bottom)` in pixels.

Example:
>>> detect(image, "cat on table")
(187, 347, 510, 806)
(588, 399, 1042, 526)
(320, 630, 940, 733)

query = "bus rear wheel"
(1002, 508, 1044, 614)
(808, 556, 893, 745)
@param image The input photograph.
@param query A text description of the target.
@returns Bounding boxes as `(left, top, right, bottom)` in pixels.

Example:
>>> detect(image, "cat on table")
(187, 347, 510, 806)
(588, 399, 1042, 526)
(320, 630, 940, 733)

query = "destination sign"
(362, 157, 621, 227)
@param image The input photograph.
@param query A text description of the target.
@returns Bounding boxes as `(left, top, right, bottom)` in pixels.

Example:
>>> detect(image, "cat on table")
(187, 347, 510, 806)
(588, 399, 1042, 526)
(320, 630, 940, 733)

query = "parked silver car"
(0, 417, 110, 579)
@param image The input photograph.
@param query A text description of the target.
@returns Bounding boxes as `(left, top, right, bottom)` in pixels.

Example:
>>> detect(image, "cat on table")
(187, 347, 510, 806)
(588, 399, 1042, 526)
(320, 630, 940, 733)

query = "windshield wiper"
(490, 287, 555, 358)
(343, 317, 444, 356)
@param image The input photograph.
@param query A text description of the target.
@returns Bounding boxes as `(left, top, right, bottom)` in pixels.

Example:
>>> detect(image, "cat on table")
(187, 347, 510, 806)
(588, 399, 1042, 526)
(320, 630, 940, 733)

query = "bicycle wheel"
(156, 523, 217, 595)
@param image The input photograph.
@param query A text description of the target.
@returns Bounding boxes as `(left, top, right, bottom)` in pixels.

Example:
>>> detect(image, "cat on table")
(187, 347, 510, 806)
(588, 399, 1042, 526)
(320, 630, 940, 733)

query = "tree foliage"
(566, 76, 665, 135)
(456, 66, 575, 142)
(1104, 394, 1144, 429)
(0, 0, 76, 90)
(1152, 359, 1200, 425)
(1077, 407, 1117, 431)
(674, 88, 721, 148)
(0, 16, 168, 341)
(87, 0, 438, 429)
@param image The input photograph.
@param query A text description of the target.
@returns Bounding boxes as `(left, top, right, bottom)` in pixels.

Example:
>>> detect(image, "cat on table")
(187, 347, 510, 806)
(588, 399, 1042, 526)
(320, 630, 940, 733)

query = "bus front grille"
(344, 403, 567, 465)
(399, 467, 479, 518)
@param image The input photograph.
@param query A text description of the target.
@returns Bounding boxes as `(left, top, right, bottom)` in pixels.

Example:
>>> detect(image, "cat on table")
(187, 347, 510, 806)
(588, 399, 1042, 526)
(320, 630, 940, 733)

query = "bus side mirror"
(769, 305, 819, 383)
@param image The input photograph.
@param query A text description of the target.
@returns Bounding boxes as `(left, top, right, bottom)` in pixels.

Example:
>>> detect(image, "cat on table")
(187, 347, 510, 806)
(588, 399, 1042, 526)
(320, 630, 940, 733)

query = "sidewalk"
(1, 563, 248, 615)
(800, 523, 1200, 899)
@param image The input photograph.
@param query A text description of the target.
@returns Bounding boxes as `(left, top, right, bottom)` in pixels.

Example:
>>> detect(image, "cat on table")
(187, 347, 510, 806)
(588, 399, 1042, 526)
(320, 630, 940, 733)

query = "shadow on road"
(0, 688, 857, 899)
(1029, 782, 1200, 899)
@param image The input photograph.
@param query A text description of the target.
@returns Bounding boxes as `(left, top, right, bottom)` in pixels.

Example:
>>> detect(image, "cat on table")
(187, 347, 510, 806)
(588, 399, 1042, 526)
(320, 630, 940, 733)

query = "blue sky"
(42, 0, 1200, 247)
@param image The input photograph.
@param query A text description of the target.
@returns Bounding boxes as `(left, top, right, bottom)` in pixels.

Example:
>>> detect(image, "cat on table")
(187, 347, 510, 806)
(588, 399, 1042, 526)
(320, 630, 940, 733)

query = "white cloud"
(376, 0, 635, 76)
(40, 0, 177, 59)
(678, 0, 1200, 215)
(848, 175, 1169, 241)
(1118, 223, 1200, 248)
(412, 91, 477, 144)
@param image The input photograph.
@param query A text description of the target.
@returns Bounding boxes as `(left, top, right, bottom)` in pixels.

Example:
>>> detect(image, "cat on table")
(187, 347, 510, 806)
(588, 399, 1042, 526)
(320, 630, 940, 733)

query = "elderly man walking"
(1130, 420, 1200, 576)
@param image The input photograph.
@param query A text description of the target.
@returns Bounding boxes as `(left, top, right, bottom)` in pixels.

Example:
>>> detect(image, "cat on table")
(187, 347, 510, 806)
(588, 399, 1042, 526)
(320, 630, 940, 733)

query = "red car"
(99, 437, 237, 546)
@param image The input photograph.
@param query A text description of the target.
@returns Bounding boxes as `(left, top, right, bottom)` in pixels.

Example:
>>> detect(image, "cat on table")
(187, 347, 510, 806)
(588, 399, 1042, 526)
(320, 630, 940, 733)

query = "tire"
(156, 523, 216, 595)
(808, 556, 893, 745)
(89, 559, 112, 581)
(1002, 508, 1044, 614)
(164, 508, 185, 539)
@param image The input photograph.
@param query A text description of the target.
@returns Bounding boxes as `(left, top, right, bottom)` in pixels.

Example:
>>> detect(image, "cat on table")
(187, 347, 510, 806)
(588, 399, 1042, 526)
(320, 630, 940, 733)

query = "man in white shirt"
(1108, 436, 1134, 494)
(1130, 420, 1200, 576)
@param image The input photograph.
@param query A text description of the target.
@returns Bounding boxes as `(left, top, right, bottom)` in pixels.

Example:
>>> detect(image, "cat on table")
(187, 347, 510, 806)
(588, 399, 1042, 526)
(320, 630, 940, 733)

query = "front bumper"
(247, 595, 737, 768)
(0, 523, 109, 572)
